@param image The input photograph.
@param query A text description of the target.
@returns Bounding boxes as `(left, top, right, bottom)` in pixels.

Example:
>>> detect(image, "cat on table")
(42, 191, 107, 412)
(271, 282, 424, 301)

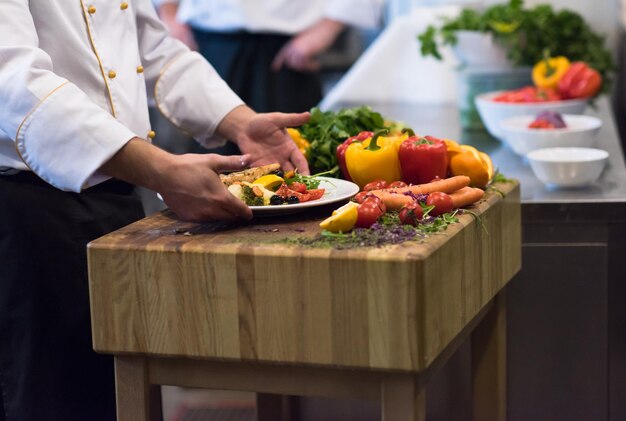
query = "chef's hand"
(157, 153, 253, 222)
(218, 106, 311, 174)
(100, 138, 252, 222)
(272, 18, 345, 73)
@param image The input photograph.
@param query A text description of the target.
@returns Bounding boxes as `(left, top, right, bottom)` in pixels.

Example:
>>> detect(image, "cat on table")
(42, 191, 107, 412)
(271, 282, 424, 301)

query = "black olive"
(270, 195, 284, 205)
(286, 196, 300, 204)
(273, 170, 284, 178)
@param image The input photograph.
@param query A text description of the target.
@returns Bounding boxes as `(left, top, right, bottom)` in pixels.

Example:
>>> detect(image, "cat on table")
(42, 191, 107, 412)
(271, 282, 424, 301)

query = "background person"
(157, 0, 384, 114)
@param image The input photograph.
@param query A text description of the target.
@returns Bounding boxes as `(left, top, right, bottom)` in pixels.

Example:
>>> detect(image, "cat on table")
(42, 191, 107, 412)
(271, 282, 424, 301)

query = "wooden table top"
(88, 181, 521, 372)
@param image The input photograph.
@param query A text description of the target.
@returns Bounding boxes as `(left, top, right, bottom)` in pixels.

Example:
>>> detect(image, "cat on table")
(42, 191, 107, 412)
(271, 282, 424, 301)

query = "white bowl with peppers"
(475, 60, 602, 140)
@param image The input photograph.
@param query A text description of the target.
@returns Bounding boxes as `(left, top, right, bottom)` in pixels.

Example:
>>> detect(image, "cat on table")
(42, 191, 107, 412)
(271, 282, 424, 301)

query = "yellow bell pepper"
(345, 129, 403, 189)
(532, 55, 570, 89)
(286, 128, 310, 159)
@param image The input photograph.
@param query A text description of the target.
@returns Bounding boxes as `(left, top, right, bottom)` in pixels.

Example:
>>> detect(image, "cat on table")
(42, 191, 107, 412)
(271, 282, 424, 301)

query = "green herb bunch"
(299, 106, 387, 176)
(417, 0, 615, 94)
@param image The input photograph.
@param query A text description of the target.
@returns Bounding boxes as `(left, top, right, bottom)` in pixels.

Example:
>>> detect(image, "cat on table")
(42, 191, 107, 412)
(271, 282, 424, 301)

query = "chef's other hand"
(100, 138, 252, 222)
(272, 18, 345, 73)
(220, 106, 311, 174)
(158, 153, 253, 222)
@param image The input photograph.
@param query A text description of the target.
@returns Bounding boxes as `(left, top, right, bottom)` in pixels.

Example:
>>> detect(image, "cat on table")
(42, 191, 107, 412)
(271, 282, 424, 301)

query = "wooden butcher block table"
(87, 181, 521, 421)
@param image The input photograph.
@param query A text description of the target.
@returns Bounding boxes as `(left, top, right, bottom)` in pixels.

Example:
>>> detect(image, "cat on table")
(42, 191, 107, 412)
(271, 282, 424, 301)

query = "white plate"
(157, 177, 360, 216)
(249, 176, 359, 215)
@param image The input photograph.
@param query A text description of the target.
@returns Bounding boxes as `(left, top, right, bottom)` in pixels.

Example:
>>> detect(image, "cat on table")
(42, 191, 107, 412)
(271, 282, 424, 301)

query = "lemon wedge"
(319, 202, 359, 233)
(252, 174, 284, 190)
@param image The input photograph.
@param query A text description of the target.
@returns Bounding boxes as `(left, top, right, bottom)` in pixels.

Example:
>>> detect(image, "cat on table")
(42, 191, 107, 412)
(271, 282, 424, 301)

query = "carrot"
(449, 187, 484, 209)
(369, 192, 413, 211)
(369, 175, 471, 197)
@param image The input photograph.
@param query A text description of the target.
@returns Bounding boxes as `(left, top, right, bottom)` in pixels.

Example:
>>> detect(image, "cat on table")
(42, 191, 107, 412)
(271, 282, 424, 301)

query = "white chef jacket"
(154, 0, 384, 34)
(0, 0, 244, 192)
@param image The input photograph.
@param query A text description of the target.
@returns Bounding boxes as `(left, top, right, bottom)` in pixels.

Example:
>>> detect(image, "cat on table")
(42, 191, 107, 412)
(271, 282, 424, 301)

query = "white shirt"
(0, 0, 243, 192)
(156, 0, 384, 34)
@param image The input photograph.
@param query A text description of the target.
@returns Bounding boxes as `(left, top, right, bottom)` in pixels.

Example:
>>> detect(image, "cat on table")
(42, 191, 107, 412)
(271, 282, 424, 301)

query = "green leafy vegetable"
(417, 0, 615, 94)
(299, 106, 387, 176)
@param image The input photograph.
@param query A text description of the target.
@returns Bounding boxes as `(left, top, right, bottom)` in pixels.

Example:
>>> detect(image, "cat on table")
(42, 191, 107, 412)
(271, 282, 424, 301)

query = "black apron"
(0, 171, 144, 421)
(192, 29, 323, 114)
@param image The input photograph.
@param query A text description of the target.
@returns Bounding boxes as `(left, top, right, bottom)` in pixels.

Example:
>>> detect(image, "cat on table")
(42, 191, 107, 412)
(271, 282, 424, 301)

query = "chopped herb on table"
(279, 210, 459, 250)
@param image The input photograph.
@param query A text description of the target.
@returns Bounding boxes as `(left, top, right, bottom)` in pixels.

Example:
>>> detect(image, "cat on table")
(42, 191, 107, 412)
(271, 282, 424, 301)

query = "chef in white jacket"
(0, 1, 308, 420)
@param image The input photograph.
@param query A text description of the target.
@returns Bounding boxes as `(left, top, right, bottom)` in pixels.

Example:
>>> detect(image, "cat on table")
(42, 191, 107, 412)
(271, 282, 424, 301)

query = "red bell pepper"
(398, 130, 448, 185)
(558, 62, 602, 99)
(335, 131, 373, 181)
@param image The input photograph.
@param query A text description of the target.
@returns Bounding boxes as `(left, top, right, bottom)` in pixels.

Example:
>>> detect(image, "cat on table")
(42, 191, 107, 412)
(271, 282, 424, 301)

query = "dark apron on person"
(192, 29, 323, 114)
(0, 170, 144, 421)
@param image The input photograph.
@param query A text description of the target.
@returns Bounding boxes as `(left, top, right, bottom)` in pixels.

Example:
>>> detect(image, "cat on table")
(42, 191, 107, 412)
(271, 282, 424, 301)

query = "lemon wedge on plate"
(319, 202, 359, 233)
(252, 174, 284, 190)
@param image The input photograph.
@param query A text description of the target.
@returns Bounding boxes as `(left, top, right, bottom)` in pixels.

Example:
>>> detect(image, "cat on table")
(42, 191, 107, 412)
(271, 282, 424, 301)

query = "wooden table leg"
(115, 356, 163, 421)
(472, 292, 507, 421)
(381, 374, 425, 421)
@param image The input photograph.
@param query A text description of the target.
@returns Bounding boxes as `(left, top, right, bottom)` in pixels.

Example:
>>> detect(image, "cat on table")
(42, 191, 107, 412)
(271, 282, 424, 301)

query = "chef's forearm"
(215, 105, 257, 145)
(99, 137, 175, 192)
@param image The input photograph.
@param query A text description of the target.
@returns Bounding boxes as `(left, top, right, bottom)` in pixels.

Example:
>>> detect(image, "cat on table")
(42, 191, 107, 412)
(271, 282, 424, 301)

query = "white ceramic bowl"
(527, 147, 609, 187)
(475, 91, 588, 140)
(500, 115, 602, 157)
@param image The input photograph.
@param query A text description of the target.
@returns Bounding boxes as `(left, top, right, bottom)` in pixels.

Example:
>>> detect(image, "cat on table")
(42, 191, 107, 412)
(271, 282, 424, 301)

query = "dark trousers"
(192, 29, 323, 114)
(0, 171, 144, 421)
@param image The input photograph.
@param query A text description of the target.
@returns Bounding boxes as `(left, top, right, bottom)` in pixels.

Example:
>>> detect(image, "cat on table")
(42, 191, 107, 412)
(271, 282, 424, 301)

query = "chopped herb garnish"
(486, 171, 513, 198)
(274, 210, 461, 249)
(285, 169, 335, 190)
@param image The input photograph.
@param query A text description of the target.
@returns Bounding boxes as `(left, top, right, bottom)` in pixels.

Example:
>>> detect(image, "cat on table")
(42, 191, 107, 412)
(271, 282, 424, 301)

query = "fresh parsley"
(299, 106, 387, 176)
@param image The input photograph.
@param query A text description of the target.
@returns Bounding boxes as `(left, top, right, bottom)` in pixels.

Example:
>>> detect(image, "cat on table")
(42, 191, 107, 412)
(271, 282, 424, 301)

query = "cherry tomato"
(389, 181, 408, 189)
(289, 182, 307, 193)
(426, 192, 453, 216)
(398, 202, 424, 226)
(361, 195, 386, 214)
(354, 191, 371, 203)
(355, 202, 384, 228)
(363, 179, 388, 191)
